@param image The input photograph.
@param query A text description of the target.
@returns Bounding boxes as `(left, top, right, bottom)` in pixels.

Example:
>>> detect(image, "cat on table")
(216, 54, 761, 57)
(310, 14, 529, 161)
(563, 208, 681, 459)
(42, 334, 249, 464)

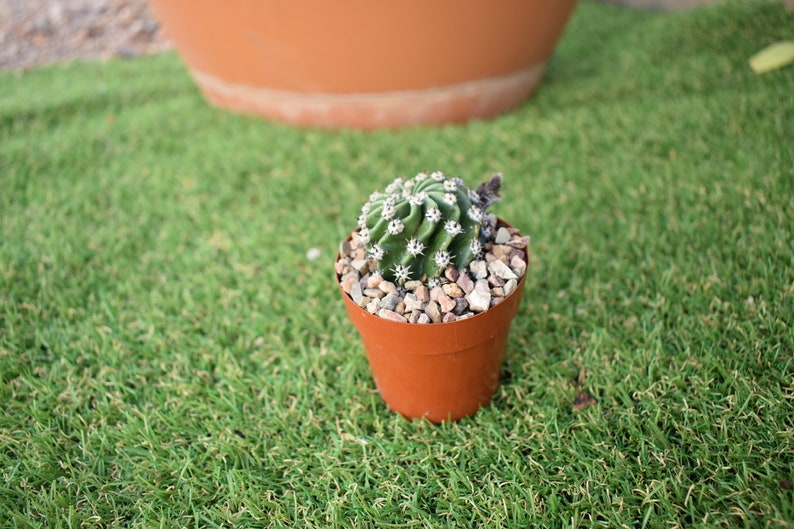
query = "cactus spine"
(358, 172, 496, 284)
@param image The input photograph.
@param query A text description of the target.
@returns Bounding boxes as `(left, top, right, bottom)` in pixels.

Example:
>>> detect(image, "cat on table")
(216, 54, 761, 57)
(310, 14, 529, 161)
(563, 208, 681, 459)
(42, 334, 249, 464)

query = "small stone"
(506, 235, 530, 249)
(378, 309, 406, 323)
(456, 272, 475, 294)
(466, 279, 492, 312)
(357, 296, 371, 308)
(444, 265, 459, 282)
(437, 291, 457, 313)
(509, 248, 525, 263)
(363, 288, 385, 299)
(417, 313, 431, 324)
(395, 301, 406, 315)
(403, 280, 422, 291)
(442, 283, 464, 299)
(404, 293, 425, 312)
(490, 296, 505, 307)
(379, 281, 397, 294)
(491, 244, 512, 263)
(488, 274, 505, 287)
(469, 260, 488, 280)
(351, 259, 371, 274)
(429, 286, 445, 302)
(484, 253, 497, 263)
(335, 258, 351, 276)
(350, 282, 364, 305)
(408, 310, 423, 324)
(510, 255, 527, 278)
(424, 300, 442, 323)
(504, 278, 517, 296)
(491, 287, 505, 297)
(340, 272, 359, 294)
(381, 293, 400, 311)
(414, 285, 430, 302)
(488, 259, 518, 281)
(340, 239, 352, 257)
(366, 274, 383, 289)
(495, 227, 512, 244)
(453, 298, 469, 315)
(442, 312, 457, 323)
(366, 298, 382, 314)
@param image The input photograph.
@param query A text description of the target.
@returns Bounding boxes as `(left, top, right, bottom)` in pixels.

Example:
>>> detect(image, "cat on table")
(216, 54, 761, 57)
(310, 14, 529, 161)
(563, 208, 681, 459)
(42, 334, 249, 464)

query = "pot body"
(338, 234, 529, 422)
(147, 0, 578, 128)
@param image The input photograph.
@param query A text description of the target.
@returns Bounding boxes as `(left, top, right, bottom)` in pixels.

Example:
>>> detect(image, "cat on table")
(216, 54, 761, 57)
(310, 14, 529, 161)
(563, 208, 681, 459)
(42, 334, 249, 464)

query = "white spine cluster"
(387, 218, 405, 235)
(444, 220, 463, 236)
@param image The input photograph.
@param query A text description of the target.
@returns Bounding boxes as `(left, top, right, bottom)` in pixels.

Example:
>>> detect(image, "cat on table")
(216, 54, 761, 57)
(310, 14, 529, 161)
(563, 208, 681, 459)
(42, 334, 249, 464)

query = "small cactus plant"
(357, 171, 501, 284)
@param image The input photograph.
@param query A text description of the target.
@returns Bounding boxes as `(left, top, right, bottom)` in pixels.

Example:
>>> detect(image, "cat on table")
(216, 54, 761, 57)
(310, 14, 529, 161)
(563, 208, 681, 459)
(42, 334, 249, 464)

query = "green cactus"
(358, 171, 499, 284)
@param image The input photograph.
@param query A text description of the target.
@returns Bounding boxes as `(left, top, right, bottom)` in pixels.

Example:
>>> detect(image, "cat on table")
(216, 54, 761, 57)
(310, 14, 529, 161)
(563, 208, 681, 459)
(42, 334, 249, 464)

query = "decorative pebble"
(510, 255, 527, 278)
(351, 259, 371, 274)
(442, 283, 464, 299)
(437, 291, 457, 313)
(403, 280, 422, 291)
(488, 274, 505, 287)
(340, 272, 359, 294)
(378, 309, 406, 322)
(466, 279, 492, 313)
(364, 288, 385, 299)
(424, 300, 442, 323)
(381, 293, 400, 311)
(442, 312, 457, 323)
(429, 286, 445, 302)
(456, 272, 475, 294)
(491, 244, 512, 262)
(366, 274, 383, 289)
(444, 265, 460, 282)
(415, 285, 430, 302)
(469, 260, 488, 280)
(366, 298, 382, 314)
(495, 227, 512, 244)
(379, 281, 397, 294)
(488, 259, 518, 281)
(504, 278, 517, 296)
(453, 298, 469, 315)
(350, 282, 364, 305)
(507, 236, 530, 249)
(404, 293, 424, 312)
(417, 313, 431, 324)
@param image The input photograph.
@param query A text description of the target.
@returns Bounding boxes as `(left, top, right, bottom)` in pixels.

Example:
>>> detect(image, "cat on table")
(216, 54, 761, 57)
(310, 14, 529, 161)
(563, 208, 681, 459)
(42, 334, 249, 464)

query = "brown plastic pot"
(337, 226, 529, 422)
(147, 0, 578, 129)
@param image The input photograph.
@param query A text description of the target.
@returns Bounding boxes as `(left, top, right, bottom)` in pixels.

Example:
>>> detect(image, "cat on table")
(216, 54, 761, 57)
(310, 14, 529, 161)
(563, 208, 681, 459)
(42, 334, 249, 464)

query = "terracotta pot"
(147, 0, 578, 129)
(337, 227, 529, 422)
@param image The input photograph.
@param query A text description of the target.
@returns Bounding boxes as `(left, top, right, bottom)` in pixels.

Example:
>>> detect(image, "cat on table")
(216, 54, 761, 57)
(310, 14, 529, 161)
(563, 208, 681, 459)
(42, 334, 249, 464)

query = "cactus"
(357, 171, 501, 284)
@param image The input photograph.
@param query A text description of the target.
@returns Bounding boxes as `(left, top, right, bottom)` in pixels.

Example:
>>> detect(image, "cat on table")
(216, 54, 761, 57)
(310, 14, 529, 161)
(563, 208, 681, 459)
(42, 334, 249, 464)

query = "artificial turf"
(1, 1, 793, 527)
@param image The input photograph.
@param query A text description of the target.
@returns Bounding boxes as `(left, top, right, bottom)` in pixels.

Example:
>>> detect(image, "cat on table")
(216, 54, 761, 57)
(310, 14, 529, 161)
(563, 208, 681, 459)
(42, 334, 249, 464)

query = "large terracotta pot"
(337, 226, 529, 422)
(147, 0, 578, 129)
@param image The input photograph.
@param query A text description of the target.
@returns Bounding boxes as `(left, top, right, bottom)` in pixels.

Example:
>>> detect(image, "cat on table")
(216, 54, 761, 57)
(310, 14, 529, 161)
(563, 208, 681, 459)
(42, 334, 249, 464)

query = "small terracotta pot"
(147, 0, 578, 129)
(337, 226, 529, 422)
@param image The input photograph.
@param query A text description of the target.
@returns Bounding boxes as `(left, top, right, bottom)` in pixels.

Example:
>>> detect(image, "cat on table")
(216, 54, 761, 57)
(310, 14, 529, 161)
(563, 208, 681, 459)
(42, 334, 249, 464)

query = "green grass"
(1, 1, 793, 527)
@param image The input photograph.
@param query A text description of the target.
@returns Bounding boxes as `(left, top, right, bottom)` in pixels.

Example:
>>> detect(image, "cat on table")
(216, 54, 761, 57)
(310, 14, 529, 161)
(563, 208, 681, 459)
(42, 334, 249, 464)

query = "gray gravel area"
(0, 0, 170, 70)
